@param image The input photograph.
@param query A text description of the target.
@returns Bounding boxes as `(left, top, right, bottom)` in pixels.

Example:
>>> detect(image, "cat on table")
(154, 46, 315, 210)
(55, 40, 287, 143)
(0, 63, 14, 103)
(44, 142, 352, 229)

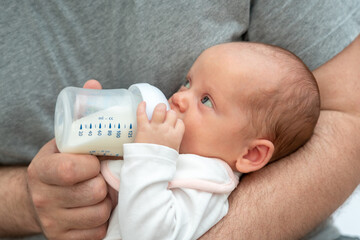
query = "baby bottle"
(54, 83, 169, 156)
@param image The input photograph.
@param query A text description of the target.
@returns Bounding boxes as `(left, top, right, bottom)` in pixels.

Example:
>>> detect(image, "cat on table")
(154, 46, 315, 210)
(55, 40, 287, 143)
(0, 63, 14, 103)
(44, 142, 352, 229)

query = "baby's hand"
(135, 102, 185, 151)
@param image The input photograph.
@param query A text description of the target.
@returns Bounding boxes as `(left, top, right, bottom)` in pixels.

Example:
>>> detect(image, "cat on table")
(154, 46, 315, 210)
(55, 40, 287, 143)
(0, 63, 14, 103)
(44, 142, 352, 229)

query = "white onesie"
(101, 143, 240, 240)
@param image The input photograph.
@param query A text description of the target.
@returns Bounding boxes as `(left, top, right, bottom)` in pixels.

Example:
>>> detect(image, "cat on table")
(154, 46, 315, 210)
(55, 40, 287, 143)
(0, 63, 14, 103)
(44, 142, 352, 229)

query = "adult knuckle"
(57, 159, 76, 185)
(27, 163, 38, 181)
(94, 225, 108, 239)
(31, 192, 49, 209)
(98, 201, 112, 223)
(41, 215, 56, 232)
(83, 226, 107, 240)
(85, 154, 100, 168)
(92, 176, 108, 202)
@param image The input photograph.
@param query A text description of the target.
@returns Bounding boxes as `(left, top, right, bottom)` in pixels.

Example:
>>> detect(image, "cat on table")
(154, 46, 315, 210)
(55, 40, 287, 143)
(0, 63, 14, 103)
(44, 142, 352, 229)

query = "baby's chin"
(178, 145, 187, 155)
(178, 143, 191, 155)
(178, 143, 202, 156)
(179, 134, 208, 156)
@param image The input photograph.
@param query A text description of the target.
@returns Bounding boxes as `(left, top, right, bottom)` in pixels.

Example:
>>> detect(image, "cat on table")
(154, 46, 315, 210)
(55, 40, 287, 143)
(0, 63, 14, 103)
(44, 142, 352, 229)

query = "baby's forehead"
(209, 42, 294, 66)
(195, 42, 299, 100)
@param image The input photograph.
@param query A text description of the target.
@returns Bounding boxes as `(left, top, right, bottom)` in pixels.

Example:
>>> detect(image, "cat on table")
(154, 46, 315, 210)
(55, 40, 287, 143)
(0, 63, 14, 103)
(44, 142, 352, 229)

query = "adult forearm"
(314, 35, 360, 114)
(0, 166, 41, 237)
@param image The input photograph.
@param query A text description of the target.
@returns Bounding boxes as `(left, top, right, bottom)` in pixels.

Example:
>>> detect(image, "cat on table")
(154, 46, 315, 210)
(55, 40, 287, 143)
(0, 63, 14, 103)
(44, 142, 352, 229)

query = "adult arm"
(0, 166, 39, 236)
(200, 35, 360, 239)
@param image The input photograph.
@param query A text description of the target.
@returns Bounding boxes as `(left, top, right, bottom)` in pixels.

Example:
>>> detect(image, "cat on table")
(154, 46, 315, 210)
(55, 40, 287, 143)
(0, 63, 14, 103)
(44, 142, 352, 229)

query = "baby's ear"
(235, 139, 274, 173)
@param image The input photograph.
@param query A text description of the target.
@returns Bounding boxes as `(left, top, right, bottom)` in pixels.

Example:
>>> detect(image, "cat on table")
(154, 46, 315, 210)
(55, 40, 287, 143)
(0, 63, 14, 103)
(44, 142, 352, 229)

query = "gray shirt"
(1, 1, 359, 239)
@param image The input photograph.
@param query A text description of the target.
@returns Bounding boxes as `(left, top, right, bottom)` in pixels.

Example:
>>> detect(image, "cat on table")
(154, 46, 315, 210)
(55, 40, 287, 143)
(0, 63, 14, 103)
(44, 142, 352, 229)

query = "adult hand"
(27, 80, 111, 240)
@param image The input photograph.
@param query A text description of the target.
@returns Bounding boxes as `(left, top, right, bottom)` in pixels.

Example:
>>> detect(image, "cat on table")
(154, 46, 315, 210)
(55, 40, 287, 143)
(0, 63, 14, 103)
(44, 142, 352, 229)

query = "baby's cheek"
(179, 131, 192, 154)
(179, 130, 201, 155)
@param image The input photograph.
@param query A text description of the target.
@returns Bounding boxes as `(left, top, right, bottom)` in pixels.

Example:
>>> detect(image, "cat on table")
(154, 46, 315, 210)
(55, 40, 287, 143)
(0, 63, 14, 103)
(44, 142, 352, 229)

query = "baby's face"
(168, 43, 281, 168)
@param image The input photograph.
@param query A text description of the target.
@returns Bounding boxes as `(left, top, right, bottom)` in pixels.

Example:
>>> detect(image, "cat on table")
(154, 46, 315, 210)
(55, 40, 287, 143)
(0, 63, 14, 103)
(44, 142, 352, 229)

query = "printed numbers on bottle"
(128, 131, 133, 138)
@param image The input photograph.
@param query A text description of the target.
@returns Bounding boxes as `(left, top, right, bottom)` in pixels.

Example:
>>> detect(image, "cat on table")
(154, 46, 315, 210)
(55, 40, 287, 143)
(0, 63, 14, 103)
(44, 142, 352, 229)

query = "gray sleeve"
(247, 0, 360, 70)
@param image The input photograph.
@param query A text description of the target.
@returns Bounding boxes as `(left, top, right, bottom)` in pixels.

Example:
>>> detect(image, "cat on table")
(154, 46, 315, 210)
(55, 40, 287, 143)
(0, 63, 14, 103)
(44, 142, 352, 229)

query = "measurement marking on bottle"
(77, 122, 134, 137)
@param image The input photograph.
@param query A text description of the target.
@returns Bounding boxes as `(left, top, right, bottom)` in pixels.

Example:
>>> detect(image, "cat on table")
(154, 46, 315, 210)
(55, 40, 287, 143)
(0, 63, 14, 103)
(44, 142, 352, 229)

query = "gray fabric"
(247, 0, 360, 70)
(1, 0, 250, 164)
(335, 236, 360, 240)
(1, 1, 359, 239)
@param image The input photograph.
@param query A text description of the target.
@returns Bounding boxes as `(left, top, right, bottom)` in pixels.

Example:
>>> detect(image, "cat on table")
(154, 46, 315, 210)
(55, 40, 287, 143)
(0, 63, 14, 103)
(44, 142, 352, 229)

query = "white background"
(333, 185, 360, 237)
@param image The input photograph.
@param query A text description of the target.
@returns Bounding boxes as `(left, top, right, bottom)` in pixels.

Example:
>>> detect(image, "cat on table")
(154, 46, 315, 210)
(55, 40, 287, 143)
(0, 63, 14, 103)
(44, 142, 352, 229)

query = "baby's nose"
(170, 92, 188, 113)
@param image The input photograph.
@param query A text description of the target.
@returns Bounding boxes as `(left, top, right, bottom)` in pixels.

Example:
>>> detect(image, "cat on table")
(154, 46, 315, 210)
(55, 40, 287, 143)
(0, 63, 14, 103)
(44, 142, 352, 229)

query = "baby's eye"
(201, 96, 213, 108)
(183, 80, 190, 89)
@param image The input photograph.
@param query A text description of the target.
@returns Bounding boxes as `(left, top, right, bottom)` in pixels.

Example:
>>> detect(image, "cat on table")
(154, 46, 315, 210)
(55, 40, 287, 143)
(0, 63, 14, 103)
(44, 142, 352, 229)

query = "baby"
(101, 42, 320, 240)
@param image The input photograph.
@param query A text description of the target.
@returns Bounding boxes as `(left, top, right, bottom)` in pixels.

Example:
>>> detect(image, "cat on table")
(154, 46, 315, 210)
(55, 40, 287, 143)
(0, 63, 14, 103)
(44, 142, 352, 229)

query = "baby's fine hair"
(245, 43, 320, 161)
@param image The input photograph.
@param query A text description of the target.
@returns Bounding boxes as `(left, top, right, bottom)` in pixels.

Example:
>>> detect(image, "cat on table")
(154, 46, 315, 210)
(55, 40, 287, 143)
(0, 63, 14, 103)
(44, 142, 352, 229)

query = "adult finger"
(32, 140, 100, 186)
(41, 174, 108, 208)
(61, 196, 112, 230)
(63, 224, 108, 240)
(83, 79, 102, 89)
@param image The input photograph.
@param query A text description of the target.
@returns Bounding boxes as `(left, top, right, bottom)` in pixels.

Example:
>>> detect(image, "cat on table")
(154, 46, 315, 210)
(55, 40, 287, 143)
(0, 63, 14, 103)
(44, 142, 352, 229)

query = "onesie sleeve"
(247, 0, 360, 70)
(117, 143, 231, 240)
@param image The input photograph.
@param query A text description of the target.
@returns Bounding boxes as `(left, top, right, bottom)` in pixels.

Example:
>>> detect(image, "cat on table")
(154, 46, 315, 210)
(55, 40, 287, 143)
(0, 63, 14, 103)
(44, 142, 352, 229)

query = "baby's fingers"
(175, 119, 185, 136)
(137, 101, 149, 126)
(151, 103, 167, 123)
(165, 110, 178, 127)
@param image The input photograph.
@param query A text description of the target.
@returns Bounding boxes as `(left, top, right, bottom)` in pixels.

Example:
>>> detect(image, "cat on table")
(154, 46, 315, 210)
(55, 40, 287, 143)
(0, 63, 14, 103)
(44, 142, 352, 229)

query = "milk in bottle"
(54, 83, 169, 156)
